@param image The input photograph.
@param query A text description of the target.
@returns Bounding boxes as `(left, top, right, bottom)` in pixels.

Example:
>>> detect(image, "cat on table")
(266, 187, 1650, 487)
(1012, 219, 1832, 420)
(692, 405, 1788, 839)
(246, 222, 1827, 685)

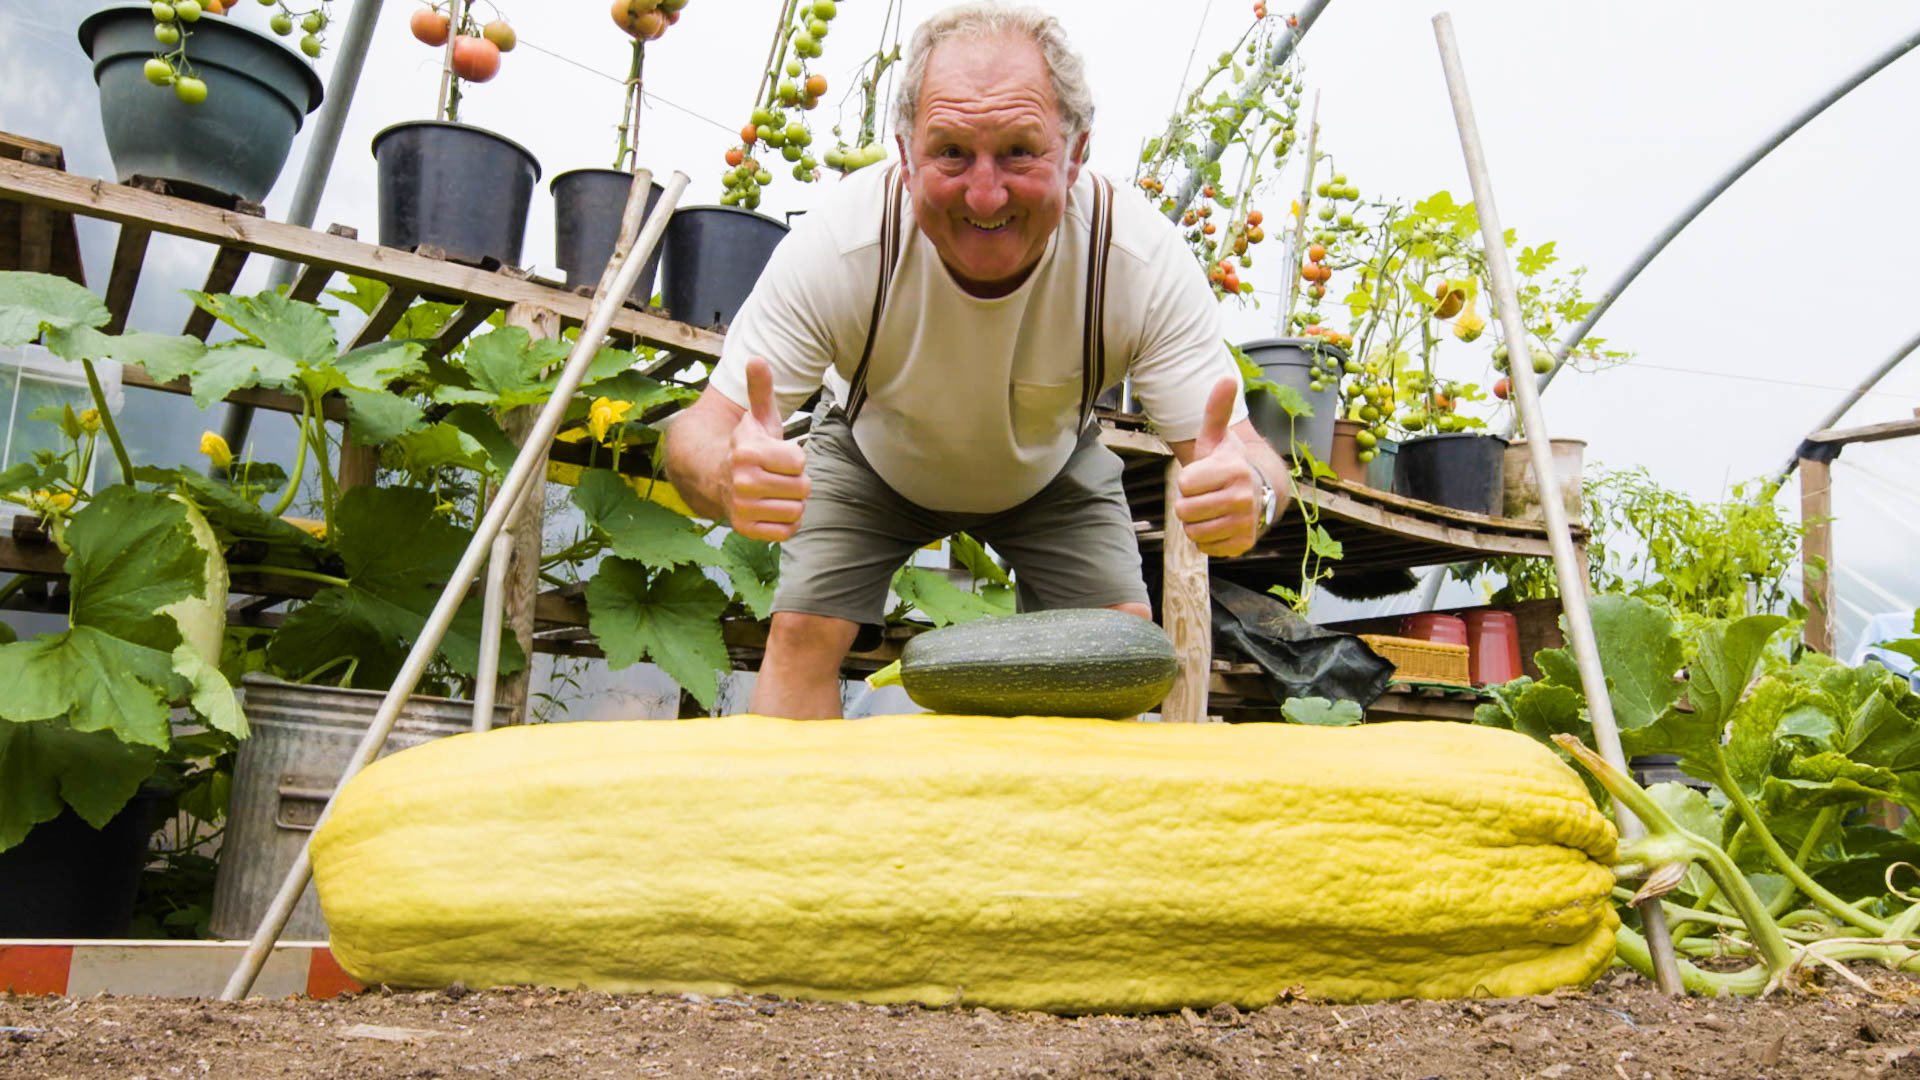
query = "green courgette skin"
(897, 609, 1178, 719)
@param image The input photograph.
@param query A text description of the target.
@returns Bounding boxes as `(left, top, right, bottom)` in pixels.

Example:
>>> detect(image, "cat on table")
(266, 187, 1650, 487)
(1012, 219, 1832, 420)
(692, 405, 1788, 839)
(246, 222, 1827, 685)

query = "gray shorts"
(772, 409, 1149, 641)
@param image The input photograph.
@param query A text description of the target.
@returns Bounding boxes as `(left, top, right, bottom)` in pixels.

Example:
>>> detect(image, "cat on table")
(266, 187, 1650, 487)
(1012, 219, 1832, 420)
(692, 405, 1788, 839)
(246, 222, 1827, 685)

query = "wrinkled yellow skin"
(311, 716, 1618, 1013)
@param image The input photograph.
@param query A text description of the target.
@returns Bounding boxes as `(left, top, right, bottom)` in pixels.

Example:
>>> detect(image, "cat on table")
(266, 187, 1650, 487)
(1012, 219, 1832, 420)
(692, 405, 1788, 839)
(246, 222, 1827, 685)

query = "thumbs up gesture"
(728, 357, 811, 541)
(1172, 376, 1269, 558)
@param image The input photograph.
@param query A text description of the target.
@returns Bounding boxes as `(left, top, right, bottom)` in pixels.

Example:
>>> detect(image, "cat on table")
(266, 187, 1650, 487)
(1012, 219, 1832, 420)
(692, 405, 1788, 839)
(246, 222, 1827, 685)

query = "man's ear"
(1067, 130, 1090, 183)
(894, 133, 910, 177)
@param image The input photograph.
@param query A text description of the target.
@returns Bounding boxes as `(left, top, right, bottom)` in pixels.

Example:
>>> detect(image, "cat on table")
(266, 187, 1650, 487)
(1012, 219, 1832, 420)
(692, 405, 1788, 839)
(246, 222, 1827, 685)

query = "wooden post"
(1160, 460, 1211, 722)
(497, 302, 560, 722)
(1800, 456, 1833, 655)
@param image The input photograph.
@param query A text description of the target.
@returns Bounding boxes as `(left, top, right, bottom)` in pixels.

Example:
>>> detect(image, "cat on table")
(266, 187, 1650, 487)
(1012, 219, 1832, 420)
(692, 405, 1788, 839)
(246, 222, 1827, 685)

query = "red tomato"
(450, 36, 501, 82)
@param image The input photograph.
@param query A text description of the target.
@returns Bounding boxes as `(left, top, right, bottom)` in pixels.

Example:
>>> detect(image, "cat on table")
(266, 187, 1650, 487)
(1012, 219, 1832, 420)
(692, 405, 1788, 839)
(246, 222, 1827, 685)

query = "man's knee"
(1107, 601, 1152, 620)
(766, 611, 861, 662)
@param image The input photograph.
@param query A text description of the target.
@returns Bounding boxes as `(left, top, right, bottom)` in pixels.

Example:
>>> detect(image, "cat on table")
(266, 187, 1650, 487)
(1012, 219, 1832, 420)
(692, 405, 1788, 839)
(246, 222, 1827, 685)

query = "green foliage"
(890, 566, 1013, 626)
(1280, 697, 1363, 725)
(585, 561, 731, 708)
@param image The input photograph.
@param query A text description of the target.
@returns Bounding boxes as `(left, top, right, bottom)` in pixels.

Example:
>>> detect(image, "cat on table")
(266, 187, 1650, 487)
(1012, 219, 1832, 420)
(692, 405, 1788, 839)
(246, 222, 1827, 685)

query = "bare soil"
(4, 968, 1919, 1079)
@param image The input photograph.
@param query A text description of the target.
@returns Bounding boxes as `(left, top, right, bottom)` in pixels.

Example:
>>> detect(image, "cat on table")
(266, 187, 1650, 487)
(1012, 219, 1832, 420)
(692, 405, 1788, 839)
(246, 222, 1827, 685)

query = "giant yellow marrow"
(311, 715, 1618, 1012)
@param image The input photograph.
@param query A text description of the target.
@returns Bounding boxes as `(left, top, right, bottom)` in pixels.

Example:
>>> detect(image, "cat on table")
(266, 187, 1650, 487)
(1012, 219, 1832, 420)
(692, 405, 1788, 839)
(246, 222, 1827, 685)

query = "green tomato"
(755, 168, 773, 185)
(301, 12, 326, 33)
(1343, 360, 1361, 375)
(1358, 449, 1376, 463)
(1308, 381, 1325, 393)
(1337, 213, 1353, 227)
(792, 31, 816, 53)
(802, 154, 817, 169)
(152, 2, 175, 21)
(823, 147, 845, 169)
(1331, 173, 1348, 185)
(300, 34, 322, 58)
(173, 75, 207, 105)
(808, 18, 829, 38)
(782, 144, 802, 162)
(786, 59, 802, 78)
(1317, 206, 1335, 222)
(1355, 430, 1377, 449)
(793, 163, 812, 181)
(813, 0, 838, 18)
(1314, 182, 1329, 198)
(270, 12, 292, 33)
(752, 107, 773, 128)
(143, 58, 174, 85)
(153, 22, 180, 44)
(1532, 349, 1555, 374)
(174, 0, 201, 21)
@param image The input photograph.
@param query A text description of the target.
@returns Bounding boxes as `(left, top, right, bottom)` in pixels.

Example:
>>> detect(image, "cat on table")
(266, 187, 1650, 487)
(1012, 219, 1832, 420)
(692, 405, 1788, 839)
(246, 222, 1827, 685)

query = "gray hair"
(891, 2, 1095, 154)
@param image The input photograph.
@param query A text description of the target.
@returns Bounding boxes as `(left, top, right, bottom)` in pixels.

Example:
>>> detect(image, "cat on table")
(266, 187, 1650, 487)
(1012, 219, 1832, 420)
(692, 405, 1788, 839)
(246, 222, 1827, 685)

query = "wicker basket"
(1360, 634, 1472, 687)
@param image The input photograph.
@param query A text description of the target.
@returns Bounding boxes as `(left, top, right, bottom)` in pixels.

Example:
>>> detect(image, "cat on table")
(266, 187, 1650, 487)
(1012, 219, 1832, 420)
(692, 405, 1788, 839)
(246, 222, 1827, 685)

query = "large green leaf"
(393, 423, 493, 474)
(1686, 614, 1787, 728)
(47, 325, 207, 380)
(0, 718, 158, 852)
(313, 340, 426, 399)
(188, 290, 335, 369)
(1724, 676, 1797, 797)
(1281, 697, 1363, 726)
(578, 370, 701, 414)
(948, 532, 1010, 587)
(432, 327, 561, 409)
(441, 405, 521, 478)
(147, 468, 327, 566)
(573, 468, 724, 570)
(0, 630, 176, 746)
(1586, 594, 1684, 731)
(891, 566, 1009, 626)
(585, 560, 731, 708)
(268, 486, 524, 686)
(719, 533, 781, 619)
(341, 388, 427, 445)
(0, 271, 107, 344)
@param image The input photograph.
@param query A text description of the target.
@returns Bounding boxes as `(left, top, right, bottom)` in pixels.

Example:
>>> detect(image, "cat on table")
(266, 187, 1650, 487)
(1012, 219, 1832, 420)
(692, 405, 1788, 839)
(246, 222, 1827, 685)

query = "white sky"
(7, 0, 1919, 655)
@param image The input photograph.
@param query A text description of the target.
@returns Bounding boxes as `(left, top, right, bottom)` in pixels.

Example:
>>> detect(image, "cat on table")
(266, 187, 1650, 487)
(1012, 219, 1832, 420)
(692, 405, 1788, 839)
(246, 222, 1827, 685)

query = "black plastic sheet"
(1209, 579, 1395, 711)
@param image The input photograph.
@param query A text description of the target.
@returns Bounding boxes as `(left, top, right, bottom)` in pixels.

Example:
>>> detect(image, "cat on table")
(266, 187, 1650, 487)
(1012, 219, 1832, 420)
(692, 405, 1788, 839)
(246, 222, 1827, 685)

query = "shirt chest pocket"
(1008, 375, 1084, 449)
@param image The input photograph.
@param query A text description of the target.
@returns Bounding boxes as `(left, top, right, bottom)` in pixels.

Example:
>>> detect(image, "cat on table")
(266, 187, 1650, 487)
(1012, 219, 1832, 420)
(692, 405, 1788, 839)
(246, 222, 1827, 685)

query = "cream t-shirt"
(709, 165, 1245, 513)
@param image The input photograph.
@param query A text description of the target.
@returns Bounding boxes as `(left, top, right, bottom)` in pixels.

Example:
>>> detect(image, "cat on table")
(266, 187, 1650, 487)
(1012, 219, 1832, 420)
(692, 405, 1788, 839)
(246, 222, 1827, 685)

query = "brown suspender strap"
(845, 171, 1118, 429)
(843, 165, 905, 424)
(1077, 175, 1116, 430)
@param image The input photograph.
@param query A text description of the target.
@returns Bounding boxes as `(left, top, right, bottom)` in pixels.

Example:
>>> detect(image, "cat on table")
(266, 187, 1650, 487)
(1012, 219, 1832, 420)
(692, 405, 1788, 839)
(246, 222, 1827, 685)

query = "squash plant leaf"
(891, 566, 1005, 626)
(719, 533, 781, 619)
(577, 370, 701, 414)
(268, 486, 524, 687)
(393, 423, 493, 475)
(0, 270, 108, 344)
(48, 325, 208, 382)
(1685, 613, 1787, 729)
(147, 468, 327, 565)
(432, 327, 554, 409)
(585, 559, 731, 708)
(948, 532, 1010, 587)
(441, 404, 521, 478)
(0, 719, 159, 852)
(341, 388, 427, 445)
(1723, 676, 1799, 796)
(573, 468, 724, 571)
(188, 290, 335, 368)
(314, 340, 427, 399)
(0, 488, 221, 748)
(1280, 697, 1363, 726)
(1582, 594, 1684, 731)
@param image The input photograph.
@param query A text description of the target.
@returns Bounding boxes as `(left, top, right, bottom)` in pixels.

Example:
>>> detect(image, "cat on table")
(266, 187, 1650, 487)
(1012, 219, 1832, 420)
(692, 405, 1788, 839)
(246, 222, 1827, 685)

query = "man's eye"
(1008, 146, 1033, 158)
(937, 146, 964, 160)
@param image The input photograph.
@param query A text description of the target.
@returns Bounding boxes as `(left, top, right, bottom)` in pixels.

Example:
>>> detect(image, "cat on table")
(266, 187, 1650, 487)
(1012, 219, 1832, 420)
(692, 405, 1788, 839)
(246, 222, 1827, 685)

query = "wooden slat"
(1160, 459, 1211, 722)
(1801, 457, 1833, 655)
(285, 225, 358, 303)
(498, 302, 561, 724)
(0, 157, 724, 358)
(347, 287, 419, 351)
(103, 224, 152, 334)
(425, 300, 499, 360)
(182, 245, 252, 340)
(1805, 413, 1920, 448)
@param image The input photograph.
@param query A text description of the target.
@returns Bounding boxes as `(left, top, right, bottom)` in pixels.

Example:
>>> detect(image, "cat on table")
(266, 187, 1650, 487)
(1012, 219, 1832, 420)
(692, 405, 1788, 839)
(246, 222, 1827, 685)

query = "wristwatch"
(1252, 468, 1278, 536)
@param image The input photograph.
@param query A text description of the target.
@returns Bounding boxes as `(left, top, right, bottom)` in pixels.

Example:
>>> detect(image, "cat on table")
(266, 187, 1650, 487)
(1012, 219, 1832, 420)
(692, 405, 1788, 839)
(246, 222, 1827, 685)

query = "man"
(665, 1, 1292, 719)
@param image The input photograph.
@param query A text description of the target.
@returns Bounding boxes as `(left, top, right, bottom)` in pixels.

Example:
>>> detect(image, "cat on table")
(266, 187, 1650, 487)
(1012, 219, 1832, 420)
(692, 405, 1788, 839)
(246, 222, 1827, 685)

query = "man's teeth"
(965, 217, 1010, 231)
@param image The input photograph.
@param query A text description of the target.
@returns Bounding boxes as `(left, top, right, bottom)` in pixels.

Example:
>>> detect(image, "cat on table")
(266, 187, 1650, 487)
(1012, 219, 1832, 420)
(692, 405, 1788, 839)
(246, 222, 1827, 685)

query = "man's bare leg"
(1108, 601, 1151, 620)
(750, 611, 861, 720)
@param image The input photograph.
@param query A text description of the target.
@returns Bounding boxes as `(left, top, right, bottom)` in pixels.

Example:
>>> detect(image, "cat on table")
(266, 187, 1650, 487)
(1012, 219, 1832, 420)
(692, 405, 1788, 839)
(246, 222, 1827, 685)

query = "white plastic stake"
(221, 169, 689, 1001)
(1431, 13, 1684, 996)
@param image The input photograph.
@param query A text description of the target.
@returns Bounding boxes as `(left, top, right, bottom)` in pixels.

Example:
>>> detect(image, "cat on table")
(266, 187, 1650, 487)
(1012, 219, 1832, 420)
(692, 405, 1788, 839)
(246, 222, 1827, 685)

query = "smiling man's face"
(898, 32, 1086, 299)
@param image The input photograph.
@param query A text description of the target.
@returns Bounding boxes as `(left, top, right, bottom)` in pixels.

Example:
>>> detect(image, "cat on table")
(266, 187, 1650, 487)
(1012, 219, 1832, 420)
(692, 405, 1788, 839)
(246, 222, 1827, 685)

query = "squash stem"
(1710, 758, 1890, 937)
(865, 660, 903, 689)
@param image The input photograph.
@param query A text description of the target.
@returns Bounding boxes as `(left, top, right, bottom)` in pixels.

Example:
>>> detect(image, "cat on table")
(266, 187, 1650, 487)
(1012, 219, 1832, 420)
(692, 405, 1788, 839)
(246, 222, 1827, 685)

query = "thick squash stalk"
(1551, 735, 1797, 991)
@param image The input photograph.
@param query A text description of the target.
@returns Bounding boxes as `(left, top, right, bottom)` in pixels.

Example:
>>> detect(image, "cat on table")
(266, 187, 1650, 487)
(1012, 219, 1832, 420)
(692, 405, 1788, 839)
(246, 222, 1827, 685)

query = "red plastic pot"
(1462, 610, 1523, 686)
(1399, 613, 1467, 646)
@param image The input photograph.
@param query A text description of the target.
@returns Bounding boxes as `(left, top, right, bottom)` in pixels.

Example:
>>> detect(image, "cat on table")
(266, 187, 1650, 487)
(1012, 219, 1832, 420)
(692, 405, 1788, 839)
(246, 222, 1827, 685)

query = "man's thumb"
(744, 357, 782, 437)
(1194, 376, 1238, 457)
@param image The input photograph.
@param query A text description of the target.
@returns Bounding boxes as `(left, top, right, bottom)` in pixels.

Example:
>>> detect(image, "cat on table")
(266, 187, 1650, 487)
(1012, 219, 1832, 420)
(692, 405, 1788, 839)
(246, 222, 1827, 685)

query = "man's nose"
(961, 157, 1010, 216)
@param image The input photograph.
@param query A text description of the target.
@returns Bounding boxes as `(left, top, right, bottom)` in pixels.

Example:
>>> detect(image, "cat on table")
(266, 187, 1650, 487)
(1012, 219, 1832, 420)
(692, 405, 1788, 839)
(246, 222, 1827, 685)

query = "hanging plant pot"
(79, 3, 325, 202)
(1328, 419, 1368, 485)
(209, 676, 509, 941)
(1395, 432, 1509, 516)
(1237, 337, 1344, 465)
(1502, 438, 1587, 524)
(551, 168, 665, 304)
(0, 787, 162, 937)
(657, 206, 790, 329)
(372, 121, 541, 269)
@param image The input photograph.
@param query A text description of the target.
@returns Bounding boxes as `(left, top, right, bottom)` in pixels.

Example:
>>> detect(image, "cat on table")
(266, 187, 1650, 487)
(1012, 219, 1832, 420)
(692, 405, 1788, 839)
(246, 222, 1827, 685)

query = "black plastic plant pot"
(372, 120, 541, 268)
(658, 206, 791, 329)
(1237, 337, 1344, 464)
(0, 790, 159, 937)
(80, 3, 324, 202)
(1395, 432, 1509, 516)
(551, 168, 665, 303)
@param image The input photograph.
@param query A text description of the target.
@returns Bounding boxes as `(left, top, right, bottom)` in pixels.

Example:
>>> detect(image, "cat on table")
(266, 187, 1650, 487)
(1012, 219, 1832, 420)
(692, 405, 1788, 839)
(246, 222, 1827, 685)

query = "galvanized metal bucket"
(209, 676, 508, 941)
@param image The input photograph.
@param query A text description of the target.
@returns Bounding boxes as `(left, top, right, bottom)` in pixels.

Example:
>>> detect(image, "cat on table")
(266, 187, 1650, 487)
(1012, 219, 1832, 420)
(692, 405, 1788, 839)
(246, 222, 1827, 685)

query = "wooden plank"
(1801, 457, 1834, 655)
(118, 366, 345, 421)
(425, 300, 499, 360)
(347, 286, 419, 351)
(285, 225, 358, 303)
(0, 157, 724, 358)
(1160, 459, 1210, 722)
(497, 302, 561, 724)
(103, 224, 152, 334)
(1805, 414, 1920, 448)
(182, 246, 253, 340)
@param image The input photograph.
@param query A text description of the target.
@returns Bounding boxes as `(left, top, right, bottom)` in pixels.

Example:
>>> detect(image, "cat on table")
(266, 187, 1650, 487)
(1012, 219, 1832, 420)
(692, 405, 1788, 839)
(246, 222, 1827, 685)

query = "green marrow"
(868, 609, 1177, 719)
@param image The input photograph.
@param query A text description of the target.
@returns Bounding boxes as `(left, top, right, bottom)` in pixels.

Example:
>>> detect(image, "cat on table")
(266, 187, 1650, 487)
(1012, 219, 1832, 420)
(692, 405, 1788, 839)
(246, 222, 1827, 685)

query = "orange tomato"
(450, 36, 501, 82)
(410, 10, 450, 46)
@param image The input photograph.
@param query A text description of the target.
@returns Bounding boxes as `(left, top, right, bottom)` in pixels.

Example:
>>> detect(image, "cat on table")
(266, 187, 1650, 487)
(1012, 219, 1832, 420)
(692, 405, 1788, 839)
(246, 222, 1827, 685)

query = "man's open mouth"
(964, 216, 1011, 232)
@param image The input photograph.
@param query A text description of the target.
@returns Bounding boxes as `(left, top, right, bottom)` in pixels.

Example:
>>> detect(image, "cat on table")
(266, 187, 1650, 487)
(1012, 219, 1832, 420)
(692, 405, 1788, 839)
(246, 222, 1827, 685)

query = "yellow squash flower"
(79, 409, 102, 433)
(199, 431, 233, 468)
(588, 397, 634, 445)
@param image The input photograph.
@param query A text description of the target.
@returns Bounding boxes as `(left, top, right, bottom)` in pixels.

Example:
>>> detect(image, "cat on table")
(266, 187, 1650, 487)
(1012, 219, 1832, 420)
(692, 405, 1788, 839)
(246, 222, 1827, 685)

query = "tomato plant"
(144, 0, 333, 100)
(410, 1, 532, 123)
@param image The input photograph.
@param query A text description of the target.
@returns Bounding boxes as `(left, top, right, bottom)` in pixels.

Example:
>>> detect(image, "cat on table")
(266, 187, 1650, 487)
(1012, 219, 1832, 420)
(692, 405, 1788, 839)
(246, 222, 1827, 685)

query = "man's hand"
(1172, 376, 1268, 558)
(728, 357, 810, 541)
